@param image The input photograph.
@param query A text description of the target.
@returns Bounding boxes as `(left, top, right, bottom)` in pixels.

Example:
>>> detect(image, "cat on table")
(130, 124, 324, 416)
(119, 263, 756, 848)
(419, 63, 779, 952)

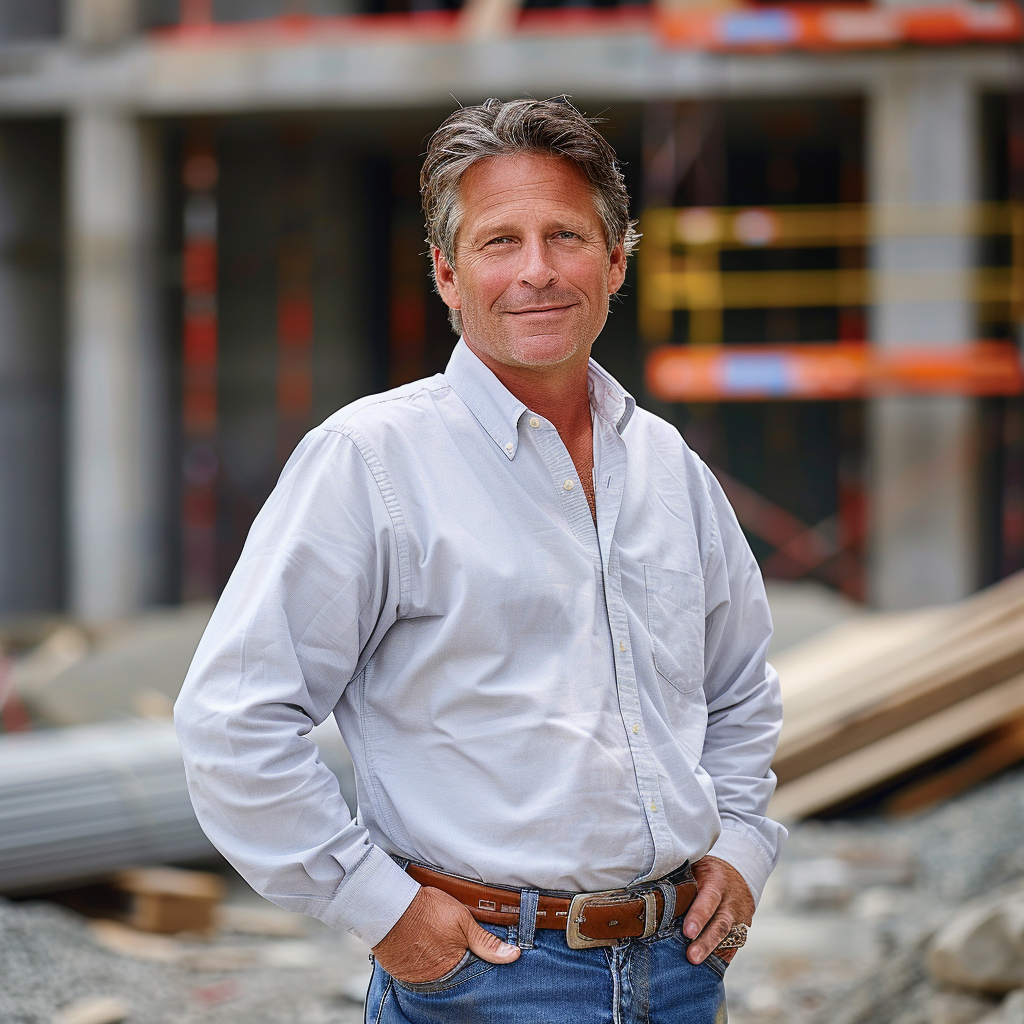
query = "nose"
(517, 236, 558, 290)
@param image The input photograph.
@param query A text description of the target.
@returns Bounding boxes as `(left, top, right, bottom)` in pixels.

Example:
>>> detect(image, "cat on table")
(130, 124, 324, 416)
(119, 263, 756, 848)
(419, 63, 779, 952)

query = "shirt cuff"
(317, 845, 421, 947)
(706, 824, 777, 907)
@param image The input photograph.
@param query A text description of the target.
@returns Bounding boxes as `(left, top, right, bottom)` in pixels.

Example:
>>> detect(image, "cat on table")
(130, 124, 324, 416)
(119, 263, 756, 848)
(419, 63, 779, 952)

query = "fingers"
(686, 908, 732, 964)
(461, 912, 520, 965)
(682, 879, 723, 941)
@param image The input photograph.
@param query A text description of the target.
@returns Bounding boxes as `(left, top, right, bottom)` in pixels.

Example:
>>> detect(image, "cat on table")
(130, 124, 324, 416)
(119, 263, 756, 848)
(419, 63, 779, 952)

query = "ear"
(607, 241, 627, 296)
(433, 247, 462, 311)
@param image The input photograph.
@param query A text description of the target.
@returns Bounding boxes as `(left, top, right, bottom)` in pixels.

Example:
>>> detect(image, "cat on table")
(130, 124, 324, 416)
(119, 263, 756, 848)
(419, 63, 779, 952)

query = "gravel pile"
(0, 896, 370, 1024)
(779, 766, 1024, 1024)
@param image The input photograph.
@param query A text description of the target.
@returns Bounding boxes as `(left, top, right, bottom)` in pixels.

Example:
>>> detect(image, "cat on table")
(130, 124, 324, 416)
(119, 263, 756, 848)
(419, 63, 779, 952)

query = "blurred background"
(0, 2, 1023, 1023)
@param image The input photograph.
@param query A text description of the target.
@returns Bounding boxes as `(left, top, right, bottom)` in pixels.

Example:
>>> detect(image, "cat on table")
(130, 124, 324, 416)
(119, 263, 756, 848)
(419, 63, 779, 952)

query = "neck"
(465, 340, 592, 438)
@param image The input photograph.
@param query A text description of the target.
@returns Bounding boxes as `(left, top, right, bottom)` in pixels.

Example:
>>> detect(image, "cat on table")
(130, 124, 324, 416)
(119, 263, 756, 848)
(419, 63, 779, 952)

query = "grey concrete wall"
(0, 121, 65, 614)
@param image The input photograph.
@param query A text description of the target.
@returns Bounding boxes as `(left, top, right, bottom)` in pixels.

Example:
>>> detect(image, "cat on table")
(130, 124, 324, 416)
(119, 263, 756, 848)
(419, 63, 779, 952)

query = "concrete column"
(67, 109, 166, 619)
(0, 123, 64, 614)
(64, 0, 136, 48)
(867, 62, 981, 609)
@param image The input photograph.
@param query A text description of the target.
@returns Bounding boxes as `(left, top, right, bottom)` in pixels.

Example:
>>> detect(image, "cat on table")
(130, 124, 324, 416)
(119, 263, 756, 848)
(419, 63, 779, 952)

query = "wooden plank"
(773, 575, 1024, 782)
(885, 716, 1024, 815)
(768, 669, 1024, 820)
(773, 608, 948, 702)
(779, 583, 1024, 737)
(775, 615, 1024, 782)
(111, 867, 225, 935)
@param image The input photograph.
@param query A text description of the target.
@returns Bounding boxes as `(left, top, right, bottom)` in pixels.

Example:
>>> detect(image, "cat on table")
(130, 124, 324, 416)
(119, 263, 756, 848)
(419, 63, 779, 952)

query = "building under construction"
(0, 0, 1020, 620)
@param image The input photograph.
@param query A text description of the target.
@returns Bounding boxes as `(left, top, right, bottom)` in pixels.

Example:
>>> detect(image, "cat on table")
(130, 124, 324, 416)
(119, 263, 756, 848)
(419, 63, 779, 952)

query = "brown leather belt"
(406, 862, 698, 950)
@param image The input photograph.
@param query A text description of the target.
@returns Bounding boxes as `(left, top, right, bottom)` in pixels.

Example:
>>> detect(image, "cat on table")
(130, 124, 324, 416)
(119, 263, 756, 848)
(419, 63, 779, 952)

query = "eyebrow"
(467, 216, 596, 245)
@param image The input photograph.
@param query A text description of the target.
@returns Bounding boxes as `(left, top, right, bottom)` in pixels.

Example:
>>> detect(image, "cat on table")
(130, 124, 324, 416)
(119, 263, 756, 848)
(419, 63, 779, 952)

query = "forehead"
(457, 153, 599, 229)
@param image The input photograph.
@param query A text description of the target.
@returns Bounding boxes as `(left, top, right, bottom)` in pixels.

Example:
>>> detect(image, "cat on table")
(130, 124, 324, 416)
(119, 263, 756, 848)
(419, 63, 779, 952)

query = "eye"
(555, 230, 580, 240)
(486, 236, 514, 246)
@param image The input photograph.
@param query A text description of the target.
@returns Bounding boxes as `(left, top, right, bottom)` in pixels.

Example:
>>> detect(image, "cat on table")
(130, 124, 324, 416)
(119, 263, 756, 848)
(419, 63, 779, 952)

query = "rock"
(785, 854, 915, 909)
(976, 991, 1024, 1024)
(927, 882, 1024, 993)
(930, 990, 998, 1024)
(52, 995, 130, 1024)
(260, 941, 323, 969)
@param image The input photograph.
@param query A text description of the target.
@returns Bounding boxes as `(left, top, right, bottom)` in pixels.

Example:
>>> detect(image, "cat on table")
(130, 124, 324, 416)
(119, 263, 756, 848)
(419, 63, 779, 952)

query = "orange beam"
(658, 2, 1023, 51)
(645, 342, 1024, 402)
(149, 3, 1022, 51)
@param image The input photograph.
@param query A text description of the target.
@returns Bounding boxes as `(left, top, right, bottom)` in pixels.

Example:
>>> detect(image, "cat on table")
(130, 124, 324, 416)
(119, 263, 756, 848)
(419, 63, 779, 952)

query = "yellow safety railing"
(638, 202, 1024, 346)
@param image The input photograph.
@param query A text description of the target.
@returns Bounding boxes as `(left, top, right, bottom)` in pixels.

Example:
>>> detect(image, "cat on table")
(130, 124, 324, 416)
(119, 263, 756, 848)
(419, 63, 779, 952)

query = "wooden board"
(769, 669, 1024, 820)
(773, 572, 1024, 783)
(885, 716, 1024, 815)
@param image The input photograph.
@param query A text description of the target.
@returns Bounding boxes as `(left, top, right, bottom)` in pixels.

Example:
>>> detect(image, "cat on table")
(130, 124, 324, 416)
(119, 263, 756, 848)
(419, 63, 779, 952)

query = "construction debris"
(52, 996, 130, 1024)
(769, 571, 1024, 819)
(87, 920, 182, 963)
(111, 867, 226, 935)
(10, 604, 212, 728)
(217, 902, 308, 937)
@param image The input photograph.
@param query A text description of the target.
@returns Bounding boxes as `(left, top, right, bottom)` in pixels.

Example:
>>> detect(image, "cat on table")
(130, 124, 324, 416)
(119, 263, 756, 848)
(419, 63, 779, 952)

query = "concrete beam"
(867, 62, 983, 609)
(66, 108, 166, 619)
(0, 35, 1016, 116)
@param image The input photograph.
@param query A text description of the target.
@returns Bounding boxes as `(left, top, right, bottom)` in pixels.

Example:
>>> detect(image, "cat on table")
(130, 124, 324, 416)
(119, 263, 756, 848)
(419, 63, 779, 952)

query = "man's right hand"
(371, 886, 521, 985)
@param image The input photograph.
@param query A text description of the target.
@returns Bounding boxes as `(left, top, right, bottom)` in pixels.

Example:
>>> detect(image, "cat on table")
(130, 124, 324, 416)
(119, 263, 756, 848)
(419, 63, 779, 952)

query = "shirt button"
(504, 442, 513, 453)
(529, 417, 540, 428)
(619, 641, 627, 653)
(563, 479, 574, 491)
(632, 723, 640, 735)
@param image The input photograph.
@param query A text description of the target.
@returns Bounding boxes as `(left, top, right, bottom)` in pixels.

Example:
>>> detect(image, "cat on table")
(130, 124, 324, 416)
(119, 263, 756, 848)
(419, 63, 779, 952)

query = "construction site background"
(0, 1, 1023, 1022)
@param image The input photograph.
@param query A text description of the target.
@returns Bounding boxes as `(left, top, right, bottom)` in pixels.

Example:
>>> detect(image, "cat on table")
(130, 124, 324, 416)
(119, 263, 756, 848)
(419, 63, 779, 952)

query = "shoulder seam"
(320, 379, 451, 434)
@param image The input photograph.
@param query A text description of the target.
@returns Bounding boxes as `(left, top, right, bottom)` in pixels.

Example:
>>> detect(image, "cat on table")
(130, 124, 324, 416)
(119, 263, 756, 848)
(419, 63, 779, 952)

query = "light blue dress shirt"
(175, 339, 786, 948)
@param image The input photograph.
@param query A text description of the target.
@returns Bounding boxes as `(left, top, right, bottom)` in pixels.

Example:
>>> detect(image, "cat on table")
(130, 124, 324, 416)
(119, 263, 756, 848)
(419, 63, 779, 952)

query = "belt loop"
(656, 881, 676, 934)
(517, 890, 540, 950)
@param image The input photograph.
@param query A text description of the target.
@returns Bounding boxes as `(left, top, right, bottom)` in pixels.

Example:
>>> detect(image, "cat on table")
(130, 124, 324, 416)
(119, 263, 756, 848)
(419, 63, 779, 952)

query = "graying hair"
(420, 97, 639, 333)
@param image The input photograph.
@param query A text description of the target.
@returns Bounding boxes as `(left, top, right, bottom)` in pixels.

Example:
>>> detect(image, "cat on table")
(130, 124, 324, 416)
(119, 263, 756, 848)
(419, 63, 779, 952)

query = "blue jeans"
(365, 920, 729, 1024)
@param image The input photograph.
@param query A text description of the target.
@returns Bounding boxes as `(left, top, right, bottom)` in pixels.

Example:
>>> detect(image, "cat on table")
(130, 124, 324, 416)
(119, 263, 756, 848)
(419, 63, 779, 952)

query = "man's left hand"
(681, 856, 755, 965)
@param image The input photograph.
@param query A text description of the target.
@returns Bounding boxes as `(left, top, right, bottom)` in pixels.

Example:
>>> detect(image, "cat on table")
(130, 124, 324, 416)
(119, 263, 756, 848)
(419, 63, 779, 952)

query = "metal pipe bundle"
(0, 720, 215, 892)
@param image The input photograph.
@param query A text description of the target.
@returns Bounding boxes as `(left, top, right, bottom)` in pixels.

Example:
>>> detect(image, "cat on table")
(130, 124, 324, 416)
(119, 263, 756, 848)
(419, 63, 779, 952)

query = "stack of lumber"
(769, 571, 1024, 820)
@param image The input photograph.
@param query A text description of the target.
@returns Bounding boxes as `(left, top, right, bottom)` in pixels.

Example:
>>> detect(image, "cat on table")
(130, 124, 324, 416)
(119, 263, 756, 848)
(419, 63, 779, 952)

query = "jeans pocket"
(392, 949, 498, 994)
(669, 930, 729, 979)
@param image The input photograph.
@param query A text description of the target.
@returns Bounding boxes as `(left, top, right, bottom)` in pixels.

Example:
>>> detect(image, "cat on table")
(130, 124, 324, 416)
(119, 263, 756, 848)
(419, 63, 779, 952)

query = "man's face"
(433, 153, 626, 372)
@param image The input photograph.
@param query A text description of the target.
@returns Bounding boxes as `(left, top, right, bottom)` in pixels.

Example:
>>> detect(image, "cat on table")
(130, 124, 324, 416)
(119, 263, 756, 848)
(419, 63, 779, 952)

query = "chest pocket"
(644, 565, 705, 694)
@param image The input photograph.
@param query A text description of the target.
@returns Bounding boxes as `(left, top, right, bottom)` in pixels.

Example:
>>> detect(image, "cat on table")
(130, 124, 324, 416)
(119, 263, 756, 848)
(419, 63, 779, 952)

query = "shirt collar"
(444, 338, 636, 461)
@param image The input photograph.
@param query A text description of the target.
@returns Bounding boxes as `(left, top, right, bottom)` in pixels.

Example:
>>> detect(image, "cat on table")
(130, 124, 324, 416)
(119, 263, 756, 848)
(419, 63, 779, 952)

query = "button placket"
(603, 544, 672, 873)
(530, 420, 596, 551)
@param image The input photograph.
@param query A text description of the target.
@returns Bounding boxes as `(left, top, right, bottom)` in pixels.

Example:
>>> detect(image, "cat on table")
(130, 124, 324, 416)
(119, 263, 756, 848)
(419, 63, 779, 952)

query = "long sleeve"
(698, 463, 788, 905)
(174, 425, 420, 946)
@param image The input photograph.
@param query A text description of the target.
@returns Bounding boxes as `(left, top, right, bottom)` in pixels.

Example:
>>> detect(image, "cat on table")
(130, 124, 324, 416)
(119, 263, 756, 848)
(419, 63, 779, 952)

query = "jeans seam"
(373, 976, 393, 1024)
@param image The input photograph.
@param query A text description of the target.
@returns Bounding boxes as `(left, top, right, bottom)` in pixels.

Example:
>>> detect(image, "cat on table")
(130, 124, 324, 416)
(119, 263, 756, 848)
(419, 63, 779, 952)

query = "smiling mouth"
(507, 305, 574, 315)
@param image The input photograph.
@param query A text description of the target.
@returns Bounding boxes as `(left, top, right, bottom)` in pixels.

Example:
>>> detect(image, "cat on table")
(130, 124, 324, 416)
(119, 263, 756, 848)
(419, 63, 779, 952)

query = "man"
(175, 97, 786, 1023)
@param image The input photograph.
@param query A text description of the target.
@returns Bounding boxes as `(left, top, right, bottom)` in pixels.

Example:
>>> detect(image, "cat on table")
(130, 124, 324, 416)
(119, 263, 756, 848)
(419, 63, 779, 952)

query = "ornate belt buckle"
(565, 889, 659, 950)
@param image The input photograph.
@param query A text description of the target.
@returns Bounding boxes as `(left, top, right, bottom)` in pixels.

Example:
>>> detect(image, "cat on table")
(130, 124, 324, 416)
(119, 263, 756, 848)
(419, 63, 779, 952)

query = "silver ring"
(714, 923, 748, 951)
